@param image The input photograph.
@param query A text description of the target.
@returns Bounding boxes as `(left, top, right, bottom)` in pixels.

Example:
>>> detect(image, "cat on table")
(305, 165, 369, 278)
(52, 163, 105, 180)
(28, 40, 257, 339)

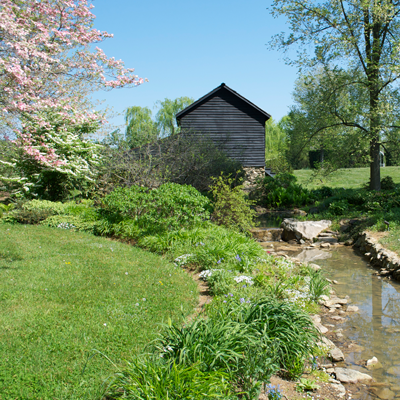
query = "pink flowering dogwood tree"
(0, 0, 146, 196)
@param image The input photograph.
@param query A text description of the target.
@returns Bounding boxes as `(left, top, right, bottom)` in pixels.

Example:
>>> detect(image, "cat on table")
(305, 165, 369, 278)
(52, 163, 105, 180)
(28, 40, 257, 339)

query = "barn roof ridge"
(176, 83, 271, 122)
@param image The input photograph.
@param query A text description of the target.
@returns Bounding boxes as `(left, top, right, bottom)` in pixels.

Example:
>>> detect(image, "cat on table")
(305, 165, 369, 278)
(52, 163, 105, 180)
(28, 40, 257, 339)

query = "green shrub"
(311, 186, 334, 199)
(105, 357, 235, 400)
(381, 176, 396, 190)
(210, 175, 256, 232)
(251, 173, 313, 209)
(328, 199, 350, 215)
(101, 183, 210, 236)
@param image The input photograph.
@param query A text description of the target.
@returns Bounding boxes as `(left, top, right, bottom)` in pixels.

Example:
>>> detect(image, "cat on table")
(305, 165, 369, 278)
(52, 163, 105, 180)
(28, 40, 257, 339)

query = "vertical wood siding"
(179, 89, 266, 167)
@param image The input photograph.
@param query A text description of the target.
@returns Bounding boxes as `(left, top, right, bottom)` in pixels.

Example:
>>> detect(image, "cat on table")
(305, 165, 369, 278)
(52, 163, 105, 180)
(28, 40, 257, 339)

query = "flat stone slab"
(334, 367, 373, 383)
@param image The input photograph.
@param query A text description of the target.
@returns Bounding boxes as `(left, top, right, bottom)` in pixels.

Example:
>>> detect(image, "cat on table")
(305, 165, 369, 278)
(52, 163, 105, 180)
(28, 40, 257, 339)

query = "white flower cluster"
(57, 222, 75, 229)
(174, 254, 194, 267)
(199, 269, 223, 280)
(233, 275, 254, 285)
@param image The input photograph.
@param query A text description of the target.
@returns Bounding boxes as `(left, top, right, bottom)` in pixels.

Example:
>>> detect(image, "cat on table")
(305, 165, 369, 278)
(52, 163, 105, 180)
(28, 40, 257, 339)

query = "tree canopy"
(0, 0, 145, 196)
(270, 0, 400, 189)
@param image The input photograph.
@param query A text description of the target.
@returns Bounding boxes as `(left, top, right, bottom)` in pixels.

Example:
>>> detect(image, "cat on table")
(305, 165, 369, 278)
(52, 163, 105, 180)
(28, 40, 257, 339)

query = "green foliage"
(40, 214, 98, 233)
(381, 176, 396, 190)
(308, 270, 330, 300)
(251, 173, 313, 208)
(105, 358, 234, 400)
(296, 377, 320, 392)
(100, 183, 210, 236)
(139, 223, 265, 269)
(100, 133, 245, 193)
(156, 317, 278, 396)
(328, 199, 350, 215)
(125, 106, 158, 148)
(155, 97, 194, 137)
(266, 154, 293, 174)
(241, 298, 319, 379)
(210, 175, 256, 231)
(206, 269, 235, 296)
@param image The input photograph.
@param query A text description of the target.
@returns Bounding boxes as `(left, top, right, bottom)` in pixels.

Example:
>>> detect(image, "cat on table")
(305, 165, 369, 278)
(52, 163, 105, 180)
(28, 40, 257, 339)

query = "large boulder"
(281, 218, 332, 243)
(334, 367, 373, 383)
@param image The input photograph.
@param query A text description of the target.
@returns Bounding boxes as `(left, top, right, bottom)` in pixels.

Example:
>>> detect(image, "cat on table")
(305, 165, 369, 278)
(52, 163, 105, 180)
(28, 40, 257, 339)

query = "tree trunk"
(369, 137, 381, 190)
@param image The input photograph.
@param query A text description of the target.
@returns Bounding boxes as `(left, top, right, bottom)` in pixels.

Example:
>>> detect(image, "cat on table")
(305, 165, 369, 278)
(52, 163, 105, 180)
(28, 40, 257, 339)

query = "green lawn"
(294, 166, 400, 189)
(0, 224, 198, 399)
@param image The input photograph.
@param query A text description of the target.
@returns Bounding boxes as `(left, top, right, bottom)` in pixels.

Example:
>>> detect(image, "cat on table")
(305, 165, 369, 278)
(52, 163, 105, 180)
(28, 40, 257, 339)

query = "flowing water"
(295, 246, 400, 399)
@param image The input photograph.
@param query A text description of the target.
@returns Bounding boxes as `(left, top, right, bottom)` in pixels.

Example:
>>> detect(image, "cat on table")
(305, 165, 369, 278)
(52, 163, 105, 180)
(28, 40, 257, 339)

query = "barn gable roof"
(176, 83, 271, 123)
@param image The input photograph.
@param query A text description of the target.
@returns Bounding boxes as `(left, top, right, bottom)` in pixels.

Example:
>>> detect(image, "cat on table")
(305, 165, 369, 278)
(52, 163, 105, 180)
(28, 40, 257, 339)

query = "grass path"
(0, 224, 198, 399)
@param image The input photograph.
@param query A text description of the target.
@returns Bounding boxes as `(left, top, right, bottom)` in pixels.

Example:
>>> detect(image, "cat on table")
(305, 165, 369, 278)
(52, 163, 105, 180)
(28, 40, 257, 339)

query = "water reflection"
(255, 214, 282, 228)
(315, 247, 400, 397)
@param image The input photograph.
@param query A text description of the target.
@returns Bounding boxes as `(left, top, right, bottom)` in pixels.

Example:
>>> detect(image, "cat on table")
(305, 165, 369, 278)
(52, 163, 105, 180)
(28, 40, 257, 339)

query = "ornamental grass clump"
(243, 298, 320, 379)
(154, 317, 278, 396)
(104, 357, 234, 400)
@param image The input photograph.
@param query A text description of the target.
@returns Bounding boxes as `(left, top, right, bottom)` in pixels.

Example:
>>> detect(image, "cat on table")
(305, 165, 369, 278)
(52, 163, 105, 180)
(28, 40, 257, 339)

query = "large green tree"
(286, 68, 371, 170)
(125, 106, 158, 148)
(155, 97, 194, 137)
(270, 0, 400, 190)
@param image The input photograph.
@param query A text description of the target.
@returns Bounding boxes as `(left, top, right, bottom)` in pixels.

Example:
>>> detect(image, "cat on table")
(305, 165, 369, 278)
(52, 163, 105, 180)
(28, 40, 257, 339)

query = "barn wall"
(179, 89, 265, 167)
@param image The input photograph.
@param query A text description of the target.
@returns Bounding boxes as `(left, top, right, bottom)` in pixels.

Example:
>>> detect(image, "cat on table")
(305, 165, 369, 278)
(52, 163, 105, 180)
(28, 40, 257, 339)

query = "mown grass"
(0, 223, 198, 399)
(294, 166, 400, 189)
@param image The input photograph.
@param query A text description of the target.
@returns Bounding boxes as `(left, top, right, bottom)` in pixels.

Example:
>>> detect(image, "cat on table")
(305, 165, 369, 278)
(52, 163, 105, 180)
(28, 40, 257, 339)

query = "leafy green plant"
(251, 173, 313, 208)
(40, 215, 98, 233)
(381, 175, 396, 190)
(296, 377, 320, 392)
(210, 175, 256, 231)
(101, 183, 210, 236)
(328, 199, 350, 215)
(308, 270, 330, 300)
(206, 269, 234, 295)
(105, 357, 234, 400)
(155, 317, 278, 395)
(243, 298, 319, 379)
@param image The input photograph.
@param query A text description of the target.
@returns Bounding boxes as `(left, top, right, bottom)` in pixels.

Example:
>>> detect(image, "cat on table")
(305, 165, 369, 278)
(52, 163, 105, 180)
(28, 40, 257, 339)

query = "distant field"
(294, 166, 400, 189)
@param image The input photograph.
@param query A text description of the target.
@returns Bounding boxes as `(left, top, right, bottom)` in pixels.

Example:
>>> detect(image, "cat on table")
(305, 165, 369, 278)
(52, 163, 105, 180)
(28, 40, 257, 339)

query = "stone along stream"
(295, 245, 400, 399)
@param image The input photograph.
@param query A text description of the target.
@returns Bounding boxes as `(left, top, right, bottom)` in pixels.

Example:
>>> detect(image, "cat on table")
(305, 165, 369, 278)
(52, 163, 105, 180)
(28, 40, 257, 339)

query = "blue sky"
(92, 0, 298, 130)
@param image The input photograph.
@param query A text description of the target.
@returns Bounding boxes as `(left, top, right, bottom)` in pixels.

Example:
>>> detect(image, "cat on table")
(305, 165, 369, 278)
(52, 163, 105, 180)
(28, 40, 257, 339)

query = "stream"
(293, 245, 400, 399)
(255, 213, 400, 398)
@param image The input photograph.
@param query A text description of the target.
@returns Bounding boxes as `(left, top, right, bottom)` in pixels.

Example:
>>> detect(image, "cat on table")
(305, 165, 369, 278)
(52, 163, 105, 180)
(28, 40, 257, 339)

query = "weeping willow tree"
(265, 117, 292, 172)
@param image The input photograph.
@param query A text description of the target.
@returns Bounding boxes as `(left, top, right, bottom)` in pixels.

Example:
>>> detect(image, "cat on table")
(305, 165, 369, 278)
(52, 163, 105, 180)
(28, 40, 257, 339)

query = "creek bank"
(353, 231, 400, 281)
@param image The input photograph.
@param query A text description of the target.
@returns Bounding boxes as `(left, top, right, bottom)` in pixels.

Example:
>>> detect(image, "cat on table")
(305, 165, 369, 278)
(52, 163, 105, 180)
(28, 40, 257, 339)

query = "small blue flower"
(235, 254, 242, 262)
(242, 284, 246, 288)
(229, 293, 233, 297)
(240, 298, 245, 303)
(217, 259, 221, 264)
(223, 300, 227, 303)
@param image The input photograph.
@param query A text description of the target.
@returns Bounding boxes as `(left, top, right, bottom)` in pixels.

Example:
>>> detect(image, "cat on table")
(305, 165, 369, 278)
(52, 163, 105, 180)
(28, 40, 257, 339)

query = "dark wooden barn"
(176, 83, 271, 176)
